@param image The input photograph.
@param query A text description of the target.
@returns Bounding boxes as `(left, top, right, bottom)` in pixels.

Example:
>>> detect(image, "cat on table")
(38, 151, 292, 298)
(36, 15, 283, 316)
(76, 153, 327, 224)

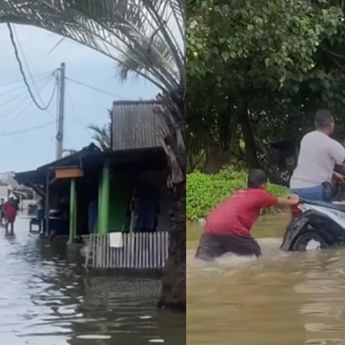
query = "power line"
(13, 25, 51, 107)
(48, 37, 66, 54)
(12, 26, 58, 116)
(0, 74, 51, 94)
(0, 84, 37, 98)
(0, 121, 55, 137)
(1, 100, 36, 133)
(0, 92, 32, 111)
(0, 75, 53, 110)
(66, 77, 122, 98)
(65, 92, 87, 129)
(0, 77, 56, 132)
(0, 77, 54, 120)
(7, 22, 57, 111)
(0, 80, 53, 118)
(0, 71, 52, 88)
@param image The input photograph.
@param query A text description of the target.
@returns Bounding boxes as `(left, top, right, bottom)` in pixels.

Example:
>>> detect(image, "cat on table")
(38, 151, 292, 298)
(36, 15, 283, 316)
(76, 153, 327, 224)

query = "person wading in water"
(195, 169, 299, 261)
(4, 197, 18, 236)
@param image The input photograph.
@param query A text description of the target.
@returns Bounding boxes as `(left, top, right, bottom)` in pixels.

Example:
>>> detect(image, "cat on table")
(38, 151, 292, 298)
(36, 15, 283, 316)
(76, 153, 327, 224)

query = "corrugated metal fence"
(84, 232, 169, 270)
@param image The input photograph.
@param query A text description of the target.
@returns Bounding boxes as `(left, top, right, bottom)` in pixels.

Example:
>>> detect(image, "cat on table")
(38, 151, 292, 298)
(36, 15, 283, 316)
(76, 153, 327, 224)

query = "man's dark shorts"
(195, 232, 262, 261)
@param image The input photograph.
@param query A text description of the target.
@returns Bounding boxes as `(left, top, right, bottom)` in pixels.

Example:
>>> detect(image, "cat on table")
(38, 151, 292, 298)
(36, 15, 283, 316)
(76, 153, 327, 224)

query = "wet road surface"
(0, 217, 184, 344)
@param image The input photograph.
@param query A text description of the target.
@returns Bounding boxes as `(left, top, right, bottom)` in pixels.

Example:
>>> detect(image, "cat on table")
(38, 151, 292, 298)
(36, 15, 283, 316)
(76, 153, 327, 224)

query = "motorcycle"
(281, 197, 345, 251)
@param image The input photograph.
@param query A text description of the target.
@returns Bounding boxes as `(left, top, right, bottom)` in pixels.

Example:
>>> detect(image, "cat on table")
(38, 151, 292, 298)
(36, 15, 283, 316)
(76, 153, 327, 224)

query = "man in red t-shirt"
(195, 169, 299, 261)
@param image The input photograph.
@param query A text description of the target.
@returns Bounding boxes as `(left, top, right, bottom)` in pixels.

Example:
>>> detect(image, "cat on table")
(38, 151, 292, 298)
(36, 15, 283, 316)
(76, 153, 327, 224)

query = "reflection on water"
(187, 215, 345, 345)
(0, 218, 184, 344)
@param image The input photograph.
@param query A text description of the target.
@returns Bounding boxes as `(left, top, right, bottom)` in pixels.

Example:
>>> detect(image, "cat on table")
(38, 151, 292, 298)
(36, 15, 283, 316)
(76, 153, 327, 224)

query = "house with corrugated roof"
(15, 100, 170, 270)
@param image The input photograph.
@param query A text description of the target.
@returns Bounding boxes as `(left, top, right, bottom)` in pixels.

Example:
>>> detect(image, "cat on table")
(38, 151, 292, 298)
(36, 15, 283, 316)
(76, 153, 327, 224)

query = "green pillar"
(98, 163, 110, 235)
(97, 175, 102, 234)
(69, 179, 77, 243)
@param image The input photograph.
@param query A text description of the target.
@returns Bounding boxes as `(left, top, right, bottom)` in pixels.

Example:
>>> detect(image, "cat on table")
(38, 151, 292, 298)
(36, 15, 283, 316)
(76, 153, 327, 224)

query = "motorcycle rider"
(290, 109, 345, 201)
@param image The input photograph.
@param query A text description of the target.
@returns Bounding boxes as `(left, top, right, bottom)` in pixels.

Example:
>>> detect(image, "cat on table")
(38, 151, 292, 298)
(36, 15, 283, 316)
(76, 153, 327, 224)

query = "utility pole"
(56, 62, 65, 160)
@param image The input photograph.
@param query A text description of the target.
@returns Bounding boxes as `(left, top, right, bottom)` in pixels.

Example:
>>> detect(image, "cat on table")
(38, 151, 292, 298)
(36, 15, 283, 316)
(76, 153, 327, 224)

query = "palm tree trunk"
(158, 181, 186, 311)
(156, 92, 186, 311)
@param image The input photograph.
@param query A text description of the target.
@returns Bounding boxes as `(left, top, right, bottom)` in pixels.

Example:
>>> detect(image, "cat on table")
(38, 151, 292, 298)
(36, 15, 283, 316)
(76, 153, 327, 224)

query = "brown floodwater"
(187, 215, 345, 345)
(0, 217, 185, 344)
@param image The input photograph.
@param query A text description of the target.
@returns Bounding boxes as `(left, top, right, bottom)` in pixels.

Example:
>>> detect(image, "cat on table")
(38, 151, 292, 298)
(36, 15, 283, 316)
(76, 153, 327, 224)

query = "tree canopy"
(187, 0, 345, 183)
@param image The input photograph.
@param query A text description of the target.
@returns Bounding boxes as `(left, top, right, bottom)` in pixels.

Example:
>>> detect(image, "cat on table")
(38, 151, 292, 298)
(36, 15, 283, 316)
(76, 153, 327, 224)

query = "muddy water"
(187, 215, 345, 345)
(0, 218, 184, 344)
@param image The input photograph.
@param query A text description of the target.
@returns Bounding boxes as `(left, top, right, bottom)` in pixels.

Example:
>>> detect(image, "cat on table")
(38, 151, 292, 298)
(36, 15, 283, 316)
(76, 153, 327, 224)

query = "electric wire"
(0, 90, 34, 110)
(13, 25, 47, 106)
(7, 22, 57, 110)
(0, 122, 55, 136)
(48, 37, 66, 54)
(0, 77, 56, 133)
(0, 74, 52, 95)
(12, 25, 58, 110)
(0, 71, 52, 88)
(0, 75, 53, 110)
(0, 76, 55, 121)
(65, 92, 87, 129)
(66, 77, 122, 99)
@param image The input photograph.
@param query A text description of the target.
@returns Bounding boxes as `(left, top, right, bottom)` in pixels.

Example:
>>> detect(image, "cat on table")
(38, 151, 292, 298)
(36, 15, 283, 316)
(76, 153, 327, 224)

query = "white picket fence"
(84, 232, 169, 270)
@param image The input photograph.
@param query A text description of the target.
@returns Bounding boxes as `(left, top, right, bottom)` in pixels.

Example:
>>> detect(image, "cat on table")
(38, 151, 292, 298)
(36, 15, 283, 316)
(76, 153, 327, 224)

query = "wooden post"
(98, 162, 110, 235)
(68, 179, 77, 243)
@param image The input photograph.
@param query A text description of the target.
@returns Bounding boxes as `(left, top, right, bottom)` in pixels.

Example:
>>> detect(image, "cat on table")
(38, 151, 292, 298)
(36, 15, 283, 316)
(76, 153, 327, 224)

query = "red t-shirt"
(205, 188, 278, 237)
(4, 202, 17, 220)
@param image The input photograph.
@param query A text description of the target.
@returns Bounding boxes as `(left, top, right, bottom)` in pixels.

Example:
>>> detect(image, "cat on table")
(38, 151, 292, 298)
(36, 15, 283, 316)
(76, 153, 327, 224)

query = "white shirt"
(290, 131, 345, 189)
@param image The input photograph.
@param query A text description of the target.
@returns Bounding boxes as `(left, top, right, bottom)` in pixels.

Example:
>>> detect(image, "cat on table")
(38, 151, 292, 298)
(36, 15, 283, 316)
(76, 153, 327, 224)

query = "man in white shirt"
(290, 109, 345, 201)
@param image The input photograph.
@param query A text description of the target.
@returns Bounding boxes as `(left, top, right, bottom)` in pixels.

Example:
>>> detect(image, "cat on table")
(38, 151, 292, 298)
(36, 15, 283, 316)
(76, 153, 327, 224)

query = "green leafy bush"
(187, 169, 288, 221)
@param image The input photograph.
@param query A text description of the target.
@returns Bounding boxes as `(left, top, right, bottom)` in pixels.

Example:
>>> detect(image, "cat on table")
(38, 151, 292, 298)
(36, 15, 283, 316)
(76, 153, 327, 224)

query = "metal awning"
(15, 143, 167, 186)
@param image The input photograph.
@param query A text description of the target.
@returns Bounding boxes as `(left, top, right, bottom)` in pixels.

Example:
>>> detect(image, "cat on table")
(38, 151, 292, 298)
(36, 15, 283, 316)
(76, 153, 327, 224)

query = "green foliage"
(186, 168, 288, 221)
(88, 110, 112, 151)
(188, 0, 341, 90)
(187, 0, 345, 176)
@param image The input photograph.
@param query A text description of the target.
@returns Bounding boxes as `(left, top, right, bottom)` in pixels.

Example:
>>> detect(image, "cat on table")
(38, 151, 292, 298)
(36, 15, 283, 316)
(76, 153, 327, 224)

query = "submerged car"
(281, 198, 345, 251)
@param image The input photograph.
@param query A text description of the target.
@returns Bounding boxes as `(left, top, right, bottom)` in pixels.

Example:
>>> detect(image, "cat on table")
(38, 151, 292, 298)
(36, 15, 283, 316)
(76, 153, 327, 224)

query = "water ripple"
(0, 218, 184, 344)
(188, 231, 345, 345)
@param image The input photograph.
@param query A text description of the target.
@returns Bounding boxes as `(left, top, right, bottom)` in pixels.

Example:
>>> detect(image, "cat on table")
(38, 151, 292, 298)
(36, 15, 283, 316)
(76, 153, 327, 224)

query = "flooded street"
(187, 215, 345, 345)
(0, 217, 184, 344)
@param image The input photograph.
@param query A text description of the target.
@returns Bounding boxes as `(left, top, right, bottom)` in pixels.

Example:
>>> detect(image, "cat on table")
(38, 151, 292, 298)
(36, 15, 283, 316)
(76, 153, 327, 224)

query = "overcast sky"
(0, 24, 158, 172)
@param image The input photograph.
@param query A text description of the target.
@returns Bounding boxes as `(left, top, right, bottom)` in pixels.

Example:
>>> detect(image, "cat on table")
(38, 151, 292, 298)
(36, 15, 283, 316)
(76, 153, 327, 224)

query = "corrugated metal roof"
(111, 100, 162, 151)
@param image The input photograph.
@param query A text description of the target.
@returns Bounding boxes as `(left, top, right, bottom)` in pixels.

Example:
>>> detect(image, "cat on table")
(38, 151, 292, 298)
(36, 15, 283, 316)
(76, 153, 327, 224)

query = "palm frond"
(0, 0, 185, 95)
(88, 123, 111, 151)
(0, 0, 186, 187)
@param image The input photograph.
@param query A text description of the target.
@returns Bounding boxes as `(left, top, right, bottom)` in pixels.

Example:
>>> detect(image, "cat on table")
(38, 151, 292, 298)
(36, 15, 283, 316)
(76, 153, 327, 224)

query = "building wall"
(108, 175, 132, 232)
(108, 169, 170, 232)
(0, 186, 8, 199)
(136, 169, 170, 232)
(110, 101, 169, 232)
(111, 101, 161, 151)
